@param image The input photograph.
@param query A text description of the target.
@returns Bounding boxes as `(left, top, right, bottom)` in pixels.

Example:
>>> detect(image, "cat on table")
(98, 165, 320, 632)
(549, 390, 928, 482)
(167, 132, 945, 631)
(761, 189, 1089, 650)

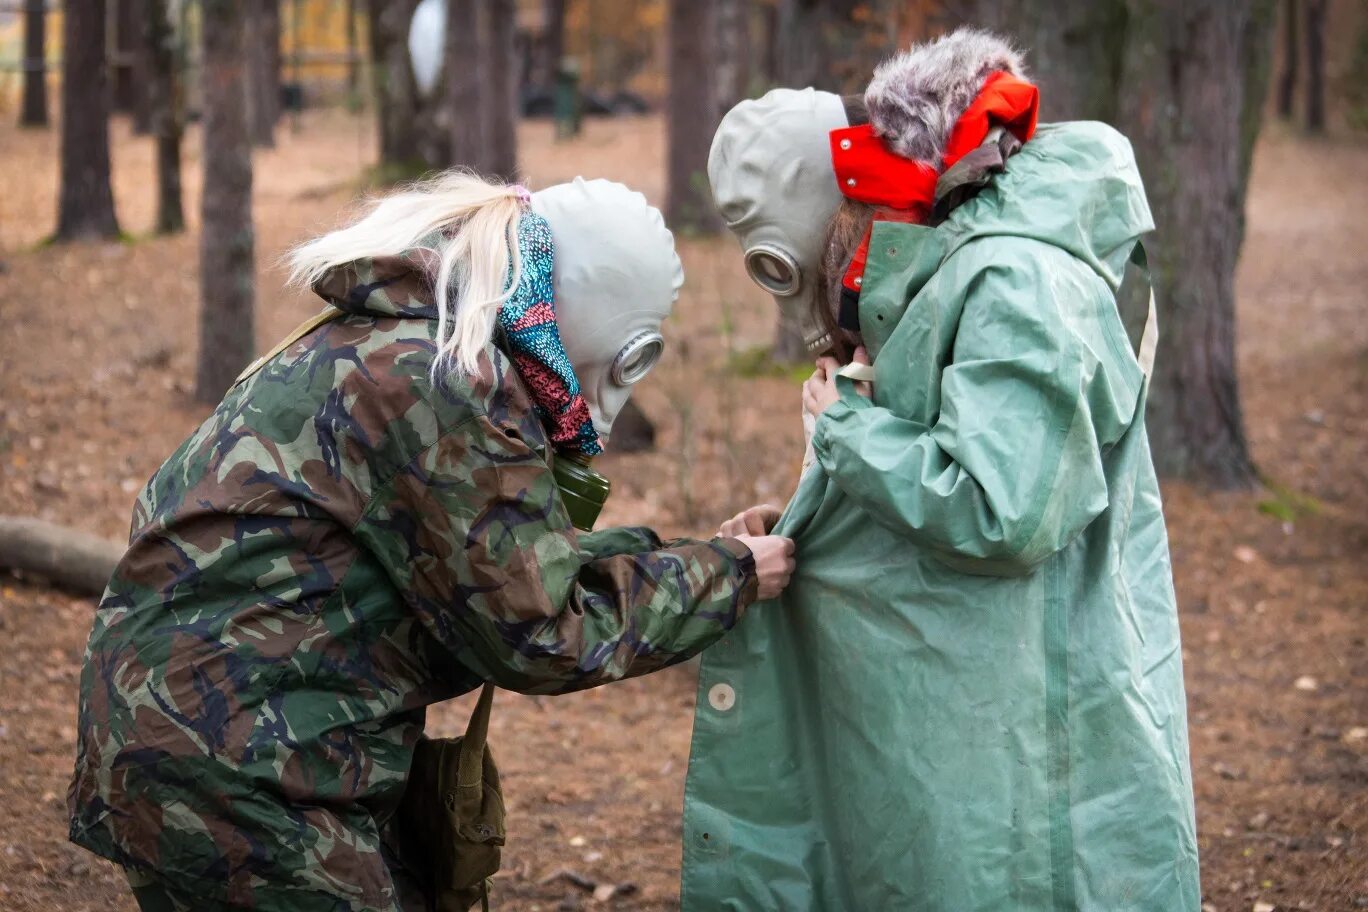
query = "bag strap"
(457, 683, 496, 791)
(1117, 242, 1159, 379)
(233, 306, 345, 387)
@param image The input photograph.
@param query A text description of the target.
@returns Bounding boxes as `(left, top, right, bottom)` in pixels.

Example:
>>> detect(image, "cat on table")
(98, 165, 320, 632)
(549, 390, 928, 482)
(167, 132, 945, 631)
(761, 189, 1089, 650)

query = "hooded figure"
(68, 175, 796, 912)
(685, 30, 1198, 911)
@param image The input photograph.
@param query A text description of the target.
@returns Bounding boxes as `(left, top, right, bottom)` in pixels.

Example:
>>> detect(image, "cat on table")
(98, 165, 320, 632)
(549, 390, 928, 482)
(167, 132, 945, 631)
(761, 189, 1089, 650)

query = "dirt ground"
(0, 110, 1364, 912)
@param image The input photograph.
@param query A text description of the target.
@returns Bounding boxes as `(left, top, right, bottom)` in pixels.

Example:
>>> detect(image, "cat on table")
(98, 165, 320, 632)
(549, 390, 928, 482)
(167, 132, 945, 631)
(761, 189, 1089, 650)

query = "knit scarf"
(499, 212, 603, 456)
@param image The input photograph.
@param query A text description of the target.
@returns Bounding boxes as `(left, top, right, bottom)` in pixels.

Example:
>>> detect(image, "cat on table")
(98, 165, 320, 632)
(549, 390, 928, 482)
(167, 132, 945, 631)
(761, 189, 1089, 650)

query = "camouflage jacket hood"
(69, 265, 756, 910)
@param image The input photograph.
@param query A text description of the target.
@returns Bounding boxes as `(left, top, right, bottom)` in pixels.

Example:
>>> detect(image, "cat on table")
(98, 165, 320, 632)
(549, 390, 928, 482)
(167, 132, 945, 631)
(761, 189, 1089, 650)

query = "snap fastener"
(839, 138, 852, 151)
(846, 177, 857, 187)
(853, 276, 863, 287)
(707, 683, 736, 712)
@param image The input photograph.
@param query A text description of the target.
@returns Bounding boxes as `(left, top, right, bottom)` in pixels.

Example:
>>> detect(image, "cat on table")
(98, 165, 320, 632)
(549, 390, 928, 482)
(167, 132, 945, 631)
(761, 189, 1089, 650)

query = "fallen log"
(0, 516, 123, 597)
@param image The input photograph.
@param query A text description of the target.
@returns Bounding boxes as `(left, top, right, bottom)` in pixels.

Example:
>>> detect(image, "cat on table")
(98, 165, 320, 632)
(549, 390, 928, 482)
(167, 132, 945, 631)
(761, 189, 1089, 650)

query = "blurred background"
(0, 1, 1364, 910)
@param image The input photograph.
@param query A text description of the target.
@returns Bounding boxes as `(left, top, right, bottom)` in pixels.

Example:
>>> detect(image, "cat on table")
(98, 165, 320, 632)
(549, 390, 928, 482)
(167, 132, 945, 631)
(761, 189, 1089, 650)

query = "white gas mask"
(708, 88, 849, 352)
(531, 178, 683, 443)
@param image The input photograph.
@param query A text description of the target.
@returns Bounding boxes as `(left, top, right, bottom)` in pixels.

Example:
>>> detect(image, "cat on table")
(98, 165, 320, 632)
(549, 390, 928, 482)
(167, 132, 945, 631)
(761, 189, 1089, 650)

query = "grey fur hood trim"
(865, 28, 1026, 167)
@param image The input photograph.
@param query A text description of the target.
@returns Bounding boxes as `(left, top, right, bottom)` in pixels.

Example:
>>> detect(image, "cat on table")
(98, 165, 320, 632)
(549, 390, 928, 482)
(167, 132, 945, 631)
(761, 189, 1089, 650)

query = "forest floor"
(0, 110, 1364, 912)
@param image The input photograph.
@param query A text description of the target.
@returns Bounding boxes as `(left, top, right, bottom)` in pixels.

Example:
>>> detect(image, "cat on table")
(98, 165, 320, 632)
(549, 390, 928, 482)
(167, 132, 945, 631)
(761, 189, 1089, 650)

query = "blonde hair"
(287, 171, 525, 377)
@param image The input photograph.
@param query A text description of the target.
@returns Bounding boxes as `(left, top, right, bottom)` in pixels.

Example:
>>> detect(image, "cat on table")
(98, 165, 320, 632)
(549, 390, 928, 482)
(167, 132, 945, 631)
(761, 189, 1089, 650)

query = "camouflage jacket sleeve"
(354, 414, 758, 695)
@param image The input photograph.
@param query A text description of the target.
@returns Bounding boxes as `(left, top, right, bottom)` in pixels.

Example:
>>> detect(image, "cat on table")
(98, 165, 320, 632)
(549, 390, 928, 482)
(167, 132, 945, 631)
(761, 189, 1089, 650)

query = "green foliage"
(1256, 478, 1322, 523)
(727, 345, 812, 385)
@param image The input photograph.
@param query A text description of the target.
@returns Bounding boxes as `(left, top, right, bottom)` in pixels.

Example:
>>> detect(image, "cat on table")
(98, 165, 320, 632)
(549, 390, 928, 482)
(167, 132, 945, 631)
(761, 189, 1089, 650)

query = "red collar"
(831, 71, 1040, 306)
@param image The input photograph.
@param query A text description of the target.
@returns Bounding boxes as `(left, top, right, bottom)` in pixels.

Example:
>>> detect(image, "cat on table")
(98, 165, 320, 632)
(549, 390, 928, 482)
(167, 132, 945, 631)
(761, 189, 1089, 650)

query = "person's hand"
(734, 534, 796, 600)
(802, 347, 871, 419)
(718, 503, 783, 537)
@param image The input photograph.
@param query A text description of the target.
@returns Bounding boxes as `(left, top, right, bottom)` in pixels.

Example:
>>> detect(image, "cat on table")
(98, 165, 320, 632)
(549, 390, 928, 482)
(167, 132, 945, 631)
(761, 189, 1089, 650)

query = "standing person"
(68, 174, 796, 911)
(688, 29, 1198, 911)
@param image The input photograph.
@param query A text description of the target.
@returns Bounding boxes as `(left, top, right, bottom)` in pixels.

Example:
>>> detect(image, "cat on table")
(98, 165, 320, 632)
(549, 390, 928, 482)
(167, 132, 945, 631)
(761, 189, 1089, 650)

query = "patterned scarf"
(499, 212, 603, 456)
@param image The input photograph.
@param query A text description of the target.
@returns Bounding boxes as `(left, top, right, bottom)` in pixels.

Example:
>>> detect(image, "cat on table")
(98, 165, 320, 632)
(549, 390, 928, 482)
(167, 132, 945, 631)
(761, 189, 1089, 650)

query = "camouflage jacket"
(68, 251, 758, 910)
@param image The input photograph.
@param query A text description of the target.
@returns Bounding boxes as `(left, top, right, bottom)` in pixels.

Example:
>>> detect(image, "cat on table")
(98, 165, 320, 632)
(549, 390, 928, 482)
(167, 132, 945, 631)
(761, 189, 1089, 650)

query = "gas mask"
(531, 178, 683, 530)
(708, 88, 849, 353)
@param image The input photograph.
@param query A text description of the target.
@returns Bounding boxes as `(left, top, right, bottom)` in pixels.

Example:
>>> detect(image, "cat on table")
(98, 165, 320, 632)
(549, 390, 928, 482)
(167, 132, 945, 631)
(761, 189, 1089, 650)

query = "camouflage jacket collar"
(311, 246, 443, 321)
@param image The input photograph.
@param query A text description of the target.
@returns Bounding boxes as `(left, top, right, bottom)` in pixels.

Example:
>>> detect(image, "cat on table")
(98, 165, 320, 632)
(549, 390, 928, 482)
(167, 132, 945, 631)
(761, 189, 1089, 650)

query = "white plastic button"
(839, 138, 852, 150)
(708, 683, 736, 712)
(846, 177, 857, 187)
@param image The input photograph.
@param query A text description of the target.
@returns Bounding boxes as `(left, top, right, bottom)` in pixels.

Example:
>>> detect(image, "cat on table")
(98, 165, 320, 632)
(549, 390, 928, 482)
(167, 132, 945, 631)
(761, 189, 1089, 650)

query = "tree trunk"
(111, 0, 139, 112)
(196, 0, 256, 404)
(1304, 0, 1326, 132)
(714, 0, 751, 116)
(542, 0, 567, 85)
(247, 0, 282, 148)
(447, 0, 488, 171)
(366, 0, 425, 171)
(146, 0, 184, 233)
(20, 0, 48, 127)
(1277, 0, 1298, 119)
(951, 0, 1128, 122)
(129, 0, 153, 133)
(1117, 0, 1272, 487)
(667, 0, 722, 233)
(56, 0, 121, 241)
(485, 0, 519, 181)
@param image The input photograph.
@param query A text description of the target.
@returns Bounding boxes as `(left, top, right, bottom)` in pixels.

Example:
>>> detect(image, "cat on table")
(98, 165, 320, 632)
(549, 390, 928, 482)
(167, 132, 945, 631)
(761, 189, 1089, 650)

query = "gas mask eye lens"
(744, 246, 801, 297)
(612, 332, 664, 385)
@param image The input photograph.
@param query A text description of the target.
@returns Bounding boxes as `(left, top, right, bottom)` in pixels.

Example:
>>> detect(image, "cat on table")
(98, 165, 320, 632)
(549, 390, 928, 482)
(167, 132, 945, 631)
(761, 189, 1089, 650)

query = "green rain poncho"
(681, 122, 1199, 911)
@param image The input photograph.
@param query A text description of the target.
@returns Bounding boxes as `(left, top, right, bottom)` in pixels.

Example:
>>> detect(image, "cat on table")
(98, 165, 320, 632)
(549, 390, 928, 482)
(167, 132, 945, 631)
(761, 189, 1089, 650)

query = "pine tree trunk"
(20, 0, 48, 127)
(714, 0, 751, 116)
(1118, 0, 1272, 487)
(1277, 0, 1298, 119)
(112, 0, 138, 112)
(447, 0, 488, 171)
(247, 0, 282, 148)
(196, 0, 256, 404)
(346, 0, 360, 101)
(56, 0, 121, 241)
(366, 0, 424, 171)
(952, 0, 1128, 122)
(129, 0, 153, 133)
(1304, 0, 1327, 132)
(146, 0, 184, 233)
(485, 0, 519, 181)
(666, 0, 722, 233)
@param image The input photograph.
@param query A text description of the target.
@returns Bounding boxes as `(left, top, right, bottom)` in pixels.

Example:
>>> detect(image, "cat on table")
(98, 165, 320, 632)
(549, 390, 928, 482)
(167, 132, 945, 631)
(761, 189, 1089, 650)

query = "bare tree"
(447, 0, 489, 171)
(56, 0, 121, 241)
(666, 0, 722, 233)
(1277, 0, 1298, 119)
(1118, 0, 1275, 487)
(197, 0, 256, 403)
(20, 0, 48, 127)
(247, 0, 283, 147)
(366, 0, 426, 171)
(146, 0, 184, 233)
(1305, 0, 1327, 132)
(714, 0, 752, 116)
(485, 0, 520, 181)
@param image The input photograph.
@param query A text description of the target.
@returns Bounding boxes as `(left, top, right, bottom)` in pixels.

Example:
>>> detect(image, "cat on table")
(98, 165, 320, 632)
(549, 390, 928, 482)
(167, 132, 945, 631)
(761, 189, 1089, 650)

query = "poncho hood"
(948, 120, 1154, 290)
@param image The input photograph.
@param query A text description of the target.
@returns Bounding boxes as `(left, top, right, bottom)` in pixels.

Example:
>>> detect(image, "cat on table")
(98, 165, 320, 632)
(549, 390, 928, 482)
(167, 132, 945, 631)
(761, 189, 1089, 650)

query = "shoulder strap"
(458, 683, 496, 790)
(1116, 241, 1159, 379)
(233, 306, 345, 387)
